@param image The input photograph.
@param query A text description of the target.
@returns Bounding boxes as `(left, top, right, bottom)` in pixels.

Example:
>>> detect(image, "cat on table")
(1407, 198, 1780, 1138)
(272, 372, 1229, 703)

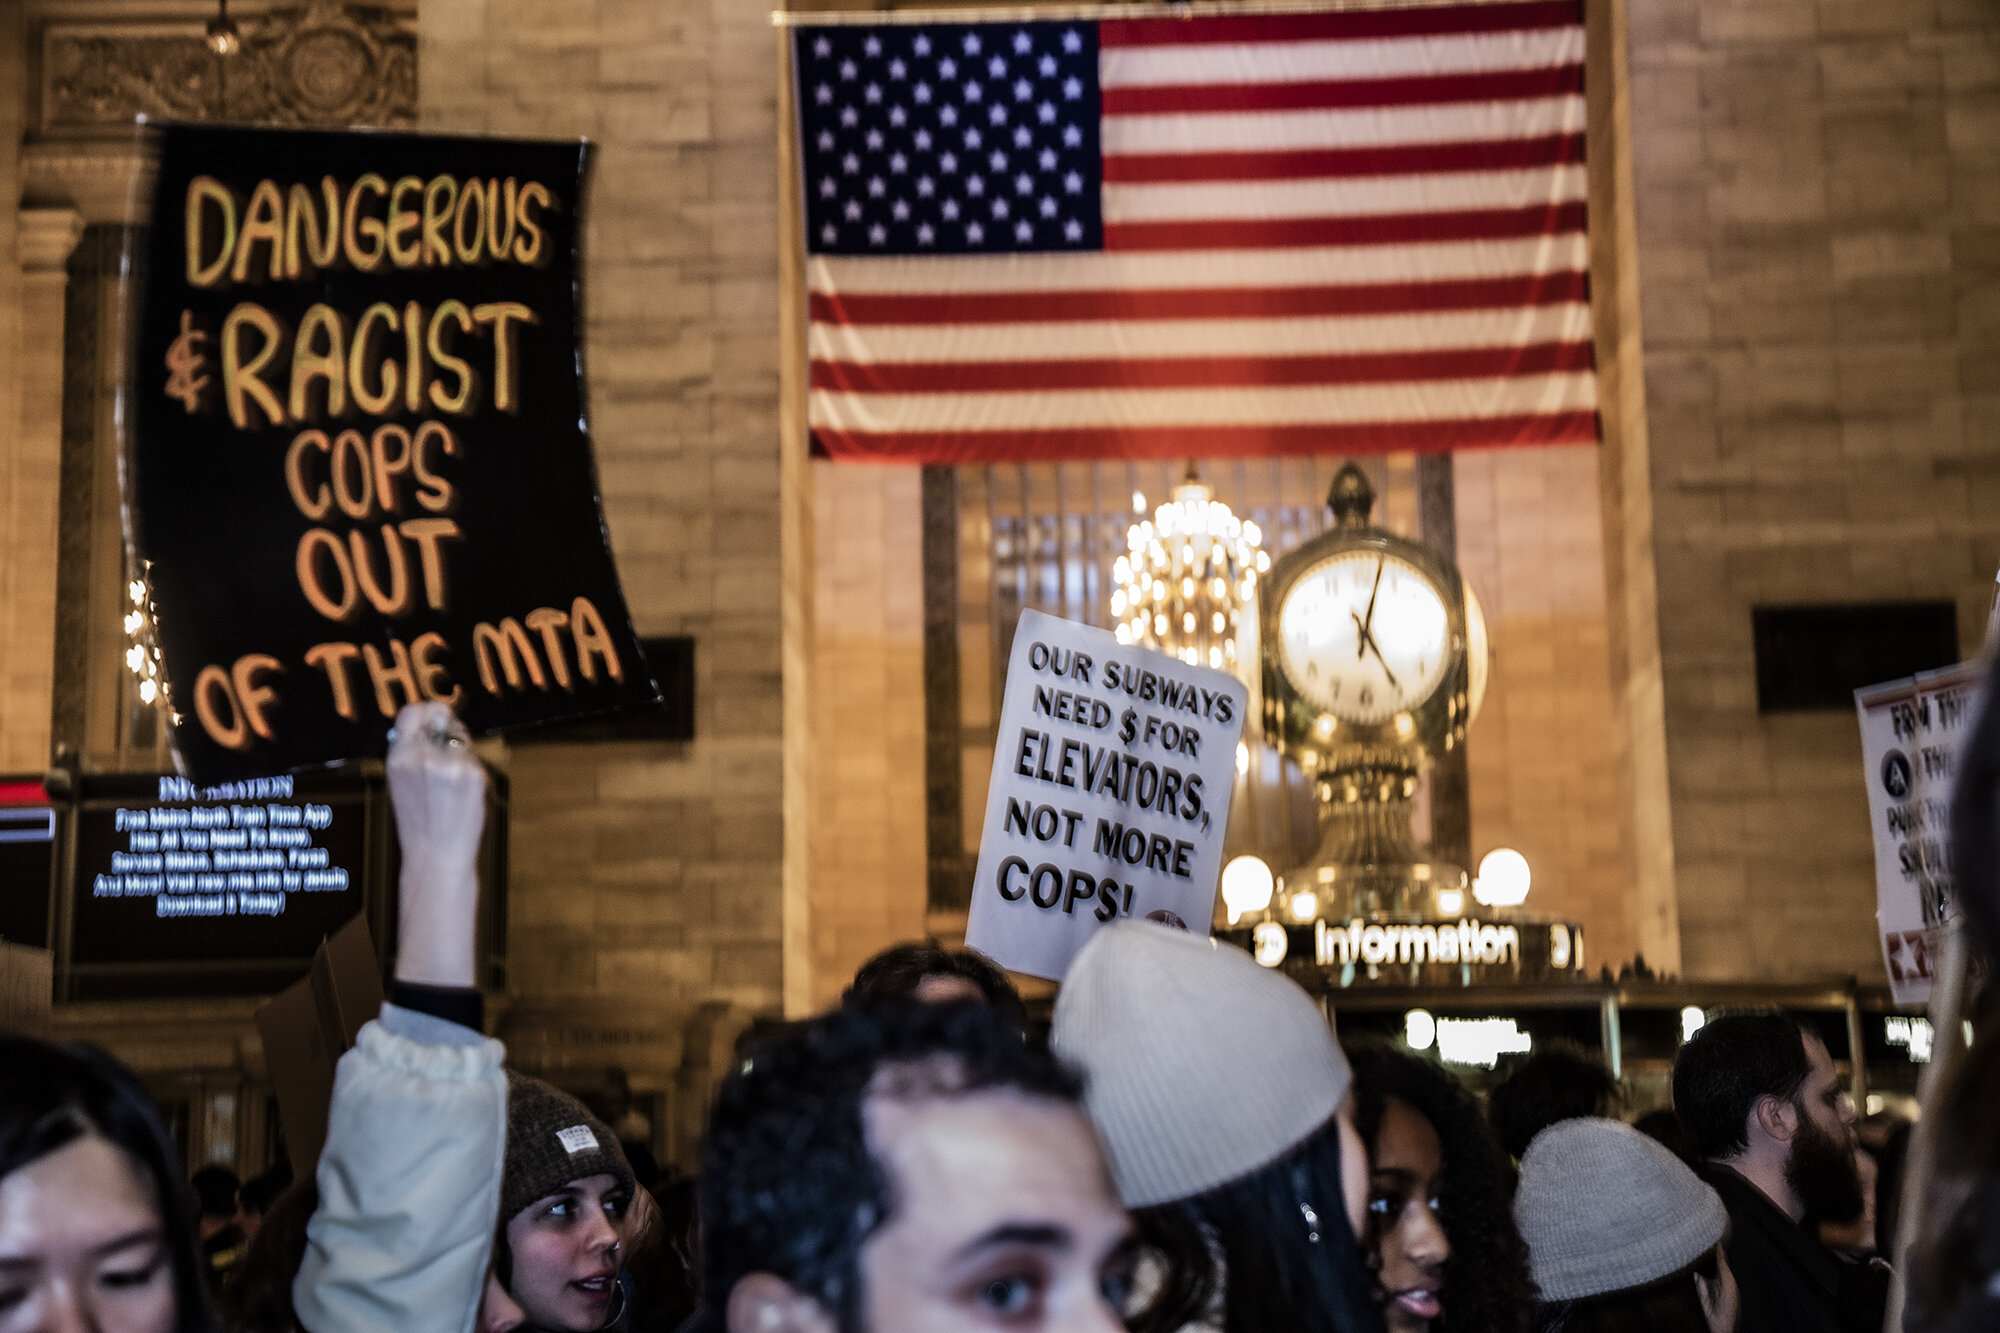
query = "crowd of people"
(0, 701, 1990, 1333)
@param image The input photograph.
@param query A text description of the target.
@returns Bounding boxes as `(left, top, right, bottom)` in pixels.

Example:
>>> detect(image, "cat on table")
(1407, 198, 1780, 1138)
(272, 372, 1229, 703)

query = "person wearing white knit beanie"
(1513, 1117, 1738, 1333)
(1052, 921, 1382, 1333)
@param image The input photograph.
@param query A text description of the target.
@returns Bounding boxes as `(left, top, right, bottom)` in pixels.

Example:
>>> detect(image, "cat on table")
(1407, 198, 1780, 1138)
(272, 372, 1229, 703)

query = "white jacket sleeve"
(294, 1005, 509, 1333)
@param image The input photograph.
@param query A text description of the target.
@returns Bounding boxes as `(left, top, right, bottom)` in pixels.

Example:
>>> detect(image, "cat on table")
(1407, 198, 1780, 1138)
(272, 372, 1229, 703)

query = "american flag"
(792, 1, 1597, 464)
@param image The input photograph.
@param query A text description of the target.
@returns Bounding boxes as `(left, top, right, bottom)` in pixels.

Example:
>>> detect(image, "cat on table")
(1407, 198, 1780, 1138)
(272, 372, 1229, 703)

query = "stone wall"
(421, 0, 788, 1135)
(1627, 0, 2000, 981)
(0, 8, 42, 774)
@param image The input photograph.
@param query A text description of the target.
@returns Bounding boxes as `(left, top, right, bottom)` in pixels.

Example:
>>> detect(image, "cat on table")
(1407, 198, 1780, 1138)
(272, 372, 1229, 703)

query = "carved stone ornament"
(42, 2, 415, 132)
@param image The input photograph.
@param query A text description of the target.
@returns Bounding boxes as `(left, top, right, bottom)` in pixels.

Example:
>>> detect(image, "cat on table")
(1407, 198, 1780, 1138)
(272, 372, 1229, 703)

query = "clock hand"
(1360, 626, 1400, 691)
(1361, 558, 1385, 644)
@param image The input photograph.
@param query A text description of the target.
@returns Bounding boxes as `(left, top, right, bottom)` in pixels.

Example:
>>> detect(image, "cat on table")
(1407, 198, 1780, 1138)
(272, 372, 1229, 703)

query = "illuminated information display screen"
(69, 773, 376, 983)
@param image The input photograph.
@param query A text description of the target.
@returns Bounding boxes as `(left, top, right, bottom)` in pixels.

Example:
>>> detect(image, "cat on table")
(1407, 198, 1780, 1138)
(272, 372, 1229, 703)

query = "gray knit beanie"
(1514, 1117, 1727, 1302)
(1050, 920, 1352, 1208)
(502, 1073, 636, 1224)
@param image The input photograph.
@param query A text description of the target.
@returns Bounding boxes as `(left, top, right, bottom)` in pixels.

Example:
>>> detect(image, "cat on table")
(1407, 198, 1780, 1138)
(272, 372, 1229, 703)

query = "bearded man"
(1673, 1010, 1882, 1333)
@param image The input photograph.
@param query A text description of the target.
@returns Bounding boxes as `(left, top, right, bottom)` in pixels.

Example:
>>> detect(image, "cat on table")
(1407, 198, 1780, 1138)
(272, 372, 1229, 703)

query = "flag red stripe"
(811, 411, 1601, 463)
(1103, 133, 1585, 183)
(1105, 201, 1587, 250)
(1101, 3, 1584, 49)
(809, 271, 1588, 325)
(1101, 64, 1583, 115)
(811, 341, 1594, 393)
(0, 780, 48, 806)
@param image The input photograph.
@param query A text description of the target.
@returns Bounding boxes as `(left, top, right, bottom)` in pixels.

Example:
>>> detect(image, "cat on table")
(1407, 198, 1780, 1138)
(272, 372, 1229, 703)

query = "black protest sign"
(133, 124, 657, 783)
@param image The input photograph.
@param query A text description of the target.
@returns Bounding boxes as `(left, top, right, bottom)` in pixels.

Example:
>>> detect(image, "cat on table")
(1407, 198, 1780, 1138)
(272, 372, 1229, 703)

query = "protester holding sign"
(1053, 921, 1382, 1333)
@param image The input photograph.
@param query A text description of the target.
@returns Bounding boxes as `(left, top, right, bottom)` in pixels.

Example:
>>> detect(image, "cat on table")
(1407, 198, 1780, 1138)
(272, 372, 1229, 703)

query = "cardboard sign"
(1856, 660, 1984, 1005)
(132, 124, 657, 784)
(255, 913, 384, 1181)
(967, 610, 1247, 981)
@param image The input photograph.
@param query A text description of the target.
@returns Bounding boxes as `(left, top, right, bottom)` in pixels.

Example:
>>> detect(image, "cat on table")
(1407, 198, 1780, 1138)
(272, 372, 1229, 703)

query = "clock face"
(1277, 551, 1451, 724)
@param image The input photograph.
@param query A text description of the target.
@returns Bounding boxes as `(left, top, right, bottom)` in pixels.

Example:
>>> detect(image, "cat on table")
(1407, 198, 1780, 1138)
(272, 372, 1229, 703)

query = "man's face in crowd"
(857, 1085, 1137, 1333)
(1782, 1032, 1863, 1224)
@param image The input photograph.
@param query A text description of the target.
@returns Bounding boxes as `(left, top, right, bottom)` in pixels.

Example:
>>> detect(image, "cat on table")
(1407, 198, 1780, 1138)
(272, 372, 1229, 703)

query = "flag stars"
(917, 222, 936, 244)
(967, 221, 985, 243)
(966, 175, 986, 196)
(815, 83, 833, 104)
(940, 151, 959, 173)
(1013, 125, 1033, 148)
(987, 55, 1006, 78)
(868, 223, 887, 245)
(942, 199, 960, 220)
(962, 32, 981, 54)
(1038, 101, 1056, 124)
(1063, 170, 1083, 193)
(839, 59, 857, 80)
(839, 106, 859, 127)
(1015, 219, 1034, 242)
(1062, 123, 1082, 147)
(819, 177, 837, 198)
(816, 130, 834, 151)
(1062, 76, 1083, 100)
(992, 198, 1010, 219)
(842, 152, 860, 173)
(812, 35, 832, 59)
(864, 82, 882, 104)
(1062, 29, 1082, 53)
(1038, 54, 1057, 77)
(1013, 30, 1032, 54)
(867, 175, 885, 197)
(914, 129, 933, 150)
(988, 149, 1008, 172)
(939, 57, 957, 79)
(914, 82, 933, 104)
(865, 128, 884, 150)
(1014, 77, 1033, 101)
(892, 199, 910, 220)
(988, 104, 1008, 125)
(888, 58, 907, 80)
(1039, 195, 1057, 218)
(863, 34, 882, 57)
(939, 105, 958, 126)
(821, 222, 838, 244)
(964, 127, 983, 149)
(964, 80, 983, 102)
(1064, 218, 1084, 242)
(889, 151, 908, 172)
(1015, 172, 1034, 194)
(917, 175, 936, 196)
(1038, 147, 1057, 171)
(844, 199, 863, 221)
(913, 34, 931, 56)
(889, 105, 907, 127)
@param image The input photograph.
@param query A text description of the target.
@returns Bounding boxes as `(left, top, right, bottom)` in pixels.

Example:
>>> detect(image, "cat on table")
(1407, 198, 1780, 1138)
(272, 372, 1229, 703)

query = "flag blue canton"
(796, 21, 1103, 256)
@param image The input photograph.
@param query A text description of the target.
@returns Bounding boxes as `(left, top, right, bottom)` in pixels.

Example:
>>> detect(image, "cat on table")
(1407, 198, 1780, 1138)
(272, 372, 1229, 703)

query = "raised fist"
(386, 701, 487, 988)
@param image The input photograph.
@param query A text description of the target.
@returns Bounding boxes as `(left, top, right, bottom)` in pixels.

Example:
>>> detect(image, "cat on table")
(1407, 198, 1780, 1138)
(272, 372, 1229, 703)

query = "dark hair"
(217, 1179, 317, 1333)
(1487, 1041, 1620, 1162)
(694, 1002, 1080, 1333)
(1671, 1010, 1812, 1161)
(1631, 1109, 1692, 1164)
(235, 1163, 292, 1220)
(0, 1033, 218, 1333)
(1351, 1044, 1534, 1333)
(1132, 1115, 1386, 1333)
(1531, 1254, 1713, 1333)
(844, 941, 1028, 1030)
(191, 1164, 242, 1220)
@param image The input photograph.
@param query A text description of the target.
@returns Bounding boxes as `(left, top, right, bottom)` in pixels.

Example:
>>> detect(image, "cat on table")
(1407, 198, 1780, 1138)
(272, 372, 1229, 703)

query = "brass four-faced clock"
(1259, 462, 1488, 914)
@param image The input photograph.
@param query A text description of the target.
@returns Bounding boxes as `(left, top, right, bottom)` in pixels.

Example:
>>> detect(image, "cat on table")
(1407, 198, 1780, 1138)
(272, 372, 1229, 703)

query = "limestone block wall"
(0, 9, 40, 773)
(1627, 0, 2000, 982)
(421, 0, 787, 1111)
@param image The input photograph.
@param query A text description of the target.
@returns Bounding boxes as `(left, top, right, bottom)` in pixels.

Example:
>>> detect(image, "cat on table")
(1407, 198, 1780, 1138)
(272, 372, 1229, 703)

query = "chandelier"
(124, 573, 164, 706)
(1111, 469, 1269, 672)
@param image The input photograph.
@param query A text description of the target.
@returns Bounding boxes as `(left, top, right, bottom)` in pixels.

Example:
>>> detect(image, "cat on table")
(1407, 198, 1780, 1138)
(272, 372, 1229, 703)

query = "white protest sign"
(1856, 660, 1983, 1005)
(967, 609, 1248, 982)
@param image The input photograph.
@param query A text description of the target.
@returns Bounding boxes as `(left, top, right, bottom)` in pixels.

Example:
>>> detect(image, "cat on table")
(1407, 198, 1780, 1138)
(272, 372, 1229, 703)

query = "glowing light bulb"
(1220, 855, 1275, 924)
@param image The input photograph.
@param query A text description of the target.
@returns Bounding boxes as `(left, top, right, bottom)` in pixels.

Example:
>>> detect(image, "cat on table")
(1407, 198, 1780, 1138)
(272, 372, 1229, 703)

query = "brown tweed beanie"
(502, 1073, 636, 1223)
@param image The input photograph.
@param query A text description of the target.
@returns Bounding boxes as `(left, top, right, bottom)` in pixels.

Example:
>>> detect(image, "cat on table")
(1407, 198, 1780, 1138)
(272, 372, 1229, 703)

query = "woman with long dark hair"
(1348, 1045, 1534, 1333)
(0, 1034, 217, 1333)
(1053, 922, 1384, 1333)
